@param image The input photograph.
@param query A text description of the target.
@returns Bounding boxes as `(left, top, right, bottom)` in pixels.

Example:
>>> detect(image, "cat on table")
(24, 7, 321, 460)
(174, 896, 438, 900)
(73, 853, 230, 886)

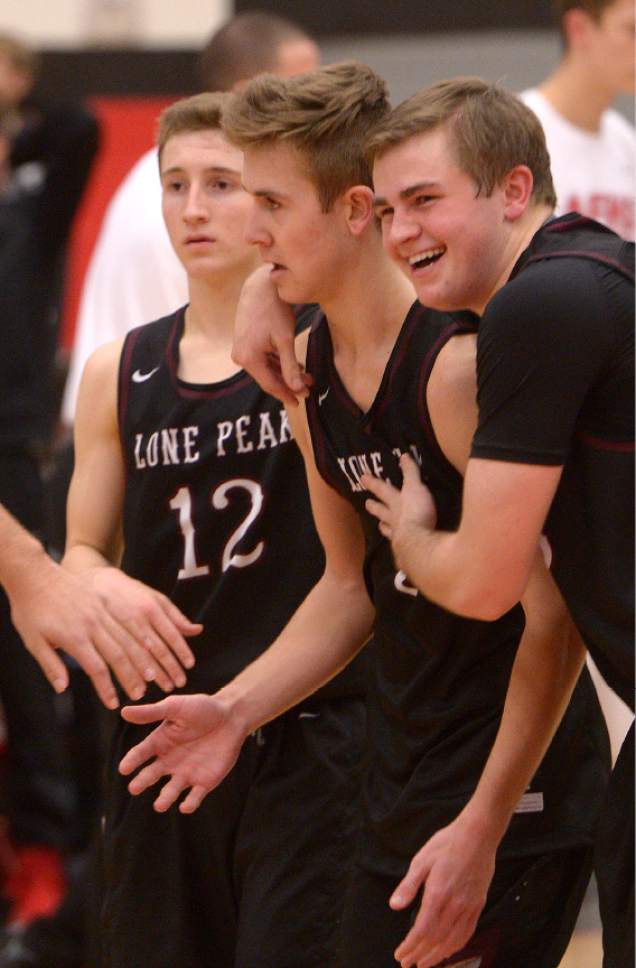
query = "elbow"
(446, 581, 522, 622)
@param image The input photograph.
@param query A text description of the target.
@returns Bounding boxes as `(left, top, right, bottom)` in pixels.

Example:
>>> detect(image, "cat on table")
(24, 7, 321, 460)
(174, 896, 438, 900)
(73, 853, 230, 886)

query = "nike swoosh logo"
(132, 366, 160, 383)
(318, 388, 330, 406)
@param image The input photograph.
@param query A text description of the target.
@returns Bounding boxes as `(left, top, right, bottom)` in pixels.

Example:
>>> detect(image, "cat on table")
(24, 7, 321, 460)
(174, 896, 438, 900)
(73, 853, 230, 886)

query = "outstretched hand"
(362, 454, 438, 570)
(390, 814, 496, 967)
(119, 693, 247, 813)
(232, 265, 313, 407)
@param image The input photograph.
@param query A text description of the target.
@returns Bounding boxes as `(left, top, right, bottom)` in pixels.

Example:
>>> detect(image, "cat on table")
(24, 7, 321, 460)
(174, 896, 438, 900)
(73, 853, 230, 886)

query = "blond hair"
(156, 92, 232, 165)
(366, 77, 556, 209)
(222, 61, 390, 211)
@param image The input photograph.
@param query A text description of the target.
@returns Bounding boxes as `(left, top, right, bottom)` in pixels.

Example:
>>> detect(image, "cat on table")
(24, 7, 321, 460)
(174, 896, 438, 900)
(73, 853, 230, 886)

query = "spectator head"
(198, 11, 319, 93)
(554, 0, 634, 94)
(0, 34, 38, 110)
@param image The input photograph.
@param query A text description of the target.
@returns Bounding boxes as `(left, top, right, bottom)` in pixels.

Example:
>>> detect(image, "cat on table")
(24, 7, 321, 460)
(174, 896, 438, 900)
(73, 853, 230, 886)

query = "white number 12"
(169, 478, 265, 580)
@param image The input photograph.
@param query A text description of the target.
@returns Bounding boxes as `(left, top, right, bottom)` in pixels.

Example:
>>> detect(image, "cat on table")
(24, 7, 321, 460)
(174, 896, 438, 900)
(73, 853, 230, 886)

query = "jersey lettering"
(134, 426, 200, 468)
(395, 570, 418, 597)
(212, 479, 265, 571)
(215, 409, 292, 457)
(169, 479, 265, 581)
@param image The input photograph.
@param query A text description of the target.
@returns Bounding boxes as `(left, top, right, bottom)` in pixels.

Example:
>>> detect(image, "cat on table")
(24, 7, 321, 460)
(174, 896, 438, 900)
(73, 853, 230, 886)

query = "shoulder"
(82, 338, 125, 388)
(489, 255, 602, 323)
(429, 331, 477, 401)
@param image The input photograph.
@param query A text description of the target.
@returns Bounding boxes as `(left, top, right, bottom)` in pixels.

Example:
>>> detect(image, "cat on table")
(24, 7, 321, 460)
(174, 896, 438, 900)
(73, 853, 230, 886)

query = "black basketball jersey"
(514, 215, 634, 709)
(305, 301, 609, 877)
(118, 306, 363, 701)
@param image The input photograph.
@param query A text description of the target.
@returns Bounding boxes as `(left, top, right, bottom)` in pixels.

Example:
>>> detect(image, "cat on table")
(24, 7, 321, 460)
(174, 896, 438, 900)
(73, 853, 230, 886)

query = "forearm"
(458, 616, 585, 847)
(0, 506, 53, 599)
(217, 570, 374, 734)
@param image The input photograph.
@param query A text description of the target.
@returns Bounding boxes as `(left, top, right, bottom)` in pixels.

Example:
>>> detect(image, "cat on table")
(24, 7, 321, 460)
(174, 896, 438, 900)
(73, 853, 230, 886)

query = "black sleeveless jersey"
(306, 300, 609, 877)
(118, 306, 363, 702)
(474, 214, 634, 709)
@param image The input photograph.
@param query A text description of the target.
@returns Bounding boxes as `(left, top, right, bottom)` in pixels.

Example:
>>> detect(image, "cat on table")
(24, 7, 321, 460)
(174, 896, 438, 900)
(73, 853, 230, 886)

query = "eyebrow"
(247, 187, 291, 201)
(373, 181, 441, 208)
(161, 165, 241, 177)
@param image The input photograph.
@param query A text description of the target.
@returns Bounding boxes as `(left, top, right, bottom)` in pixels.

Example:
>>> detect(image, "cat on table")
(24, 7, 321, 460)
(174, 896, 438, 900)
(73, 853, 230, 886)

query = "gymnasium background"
(4, 0, 634, 350)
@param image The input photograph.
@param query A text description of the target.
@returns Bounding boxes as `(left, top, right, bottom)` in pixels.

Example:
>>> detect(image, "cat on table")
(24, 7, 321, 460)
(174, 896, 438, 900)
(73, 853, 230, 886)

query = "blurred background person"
(0, 27, 98, 954)
(521, 0, 635, 240)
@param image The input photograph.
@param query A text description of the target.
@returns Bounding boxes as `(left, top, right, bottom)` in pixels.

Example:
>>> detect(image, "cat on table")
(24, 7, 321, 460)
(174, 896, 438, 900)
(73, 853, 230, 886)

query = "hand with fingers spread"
(90, 566, 200, 695)
(390, 814, 496, 968)
(119, 693, 246, 813)
(362, 454, 438, 573)
(232, 264, 313, 407)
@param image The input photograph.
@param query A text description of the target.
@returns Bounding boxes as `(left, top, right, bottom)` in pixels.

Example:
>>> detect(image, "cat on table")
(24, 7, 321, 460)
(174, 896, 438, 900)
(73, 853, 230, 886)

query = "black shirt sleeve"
(471, 258, 625, 465)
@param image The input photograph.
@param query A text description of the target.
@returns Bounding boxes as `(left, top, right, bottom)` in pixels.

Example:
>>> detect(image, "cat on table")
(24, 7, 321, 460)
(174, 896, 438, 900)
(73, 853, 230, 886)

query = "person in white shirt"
(521, 0, 635, 241)
(61, 11, 319, 424)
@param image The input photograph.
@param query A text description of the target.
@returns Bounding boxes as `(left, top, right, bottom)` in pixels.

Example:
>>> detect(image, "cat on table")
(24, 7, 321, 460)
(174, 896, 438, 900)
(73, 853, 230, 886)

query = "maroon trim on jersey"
(305, 316, 349, 493)
(415, 320, 474, 482)
(576, 431, 635, 453)
(118, 325, 143, 438)
(371, 301, 423, 422)
(165, 311, 254, 400)
(523, 250, 635, 283)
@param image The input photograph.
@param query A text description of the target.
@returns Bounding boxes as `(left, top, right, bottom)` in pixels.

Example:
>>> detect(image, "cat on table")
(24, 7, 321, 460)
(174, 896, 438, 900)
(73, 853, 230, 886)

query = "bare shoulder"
(76, 338, 125, 431)
(427, 332, 478, 475)
(429, 332, 477, 405)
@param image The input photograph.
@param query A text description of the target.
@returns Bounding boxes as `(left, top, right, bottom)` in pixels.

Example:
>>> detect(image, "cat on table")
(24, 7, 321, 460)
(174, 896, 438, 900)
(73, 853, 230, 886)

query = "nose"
(244, 204, 271, 249)
(183, 185, 208, 224)
(387, 206, 420, 250)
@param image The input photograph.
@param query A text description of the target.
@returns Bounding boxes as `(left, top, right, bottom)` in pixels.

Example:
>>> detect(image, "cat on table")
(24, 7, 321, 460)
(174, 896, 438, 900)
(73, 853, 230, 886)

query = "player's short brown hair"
(199, 12, 315, 93)
(366, 76, 557, 209)
(222, 61, 390, 211)
(156, 92, 232, 165)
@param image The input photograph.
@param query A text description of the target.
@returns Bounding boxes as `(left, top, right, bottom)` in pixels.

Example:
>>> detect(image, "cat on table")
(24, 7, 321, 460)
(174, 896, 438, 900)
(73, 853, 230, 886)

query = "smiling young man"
(361, 78, 633, 968)
(119, 65, 610, 968)
(63, 92, 365, 968)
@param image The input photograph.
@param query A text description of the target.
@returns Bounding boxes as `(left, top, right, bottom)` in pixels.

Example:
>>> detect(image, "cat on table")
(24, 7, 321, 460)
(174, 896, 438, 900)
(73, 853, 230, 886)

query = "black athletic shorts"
(99, 697, 365, 968)
(596, 721, 634, 968)
(339, 844, 594, 968)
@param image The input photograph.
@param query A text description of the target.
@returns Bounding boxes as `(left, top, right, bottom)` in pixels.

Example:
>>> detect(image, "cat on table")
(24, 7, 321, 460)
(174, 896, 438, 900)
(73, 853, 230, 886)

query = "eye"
(211, 178, 232, 192)
(376, 206, 394, 222)
(413, 194, 435, 207)
(164, 178, 186, 194)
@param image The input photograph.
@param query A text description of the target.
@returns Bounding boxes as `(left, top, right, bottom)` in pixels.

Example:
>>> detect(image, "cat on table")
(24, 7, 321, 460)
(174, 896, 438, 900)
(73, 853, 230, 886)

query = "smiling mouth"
(408, 245, 446, 270)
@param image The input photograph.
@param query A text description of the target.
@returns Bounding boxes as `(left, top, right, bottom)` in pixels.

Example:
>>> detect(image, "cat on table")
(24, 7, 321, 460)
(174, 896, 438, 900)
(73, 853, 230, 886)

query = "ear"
(342, 185, 376, 236)
(562, 7, 595, 50)
(501, 165, 534, 222)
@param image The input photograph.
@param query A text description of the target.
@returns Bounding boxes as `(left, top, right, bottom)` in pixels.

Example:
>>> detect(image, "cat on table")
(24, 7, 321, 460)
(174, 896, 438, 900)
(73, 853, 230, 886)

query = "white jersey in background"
(61, 149, 188, 423)
(521, 88, 635, 241)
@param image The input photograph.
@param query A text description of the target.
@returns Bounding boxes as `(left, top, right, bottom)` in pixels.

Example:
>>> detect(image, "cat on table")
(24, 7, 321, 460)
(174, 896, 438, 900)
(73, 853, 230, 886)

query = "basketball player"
(360, 78, 634, 968)
(119, 64, 610, 968)
(62, 92, 364, 968)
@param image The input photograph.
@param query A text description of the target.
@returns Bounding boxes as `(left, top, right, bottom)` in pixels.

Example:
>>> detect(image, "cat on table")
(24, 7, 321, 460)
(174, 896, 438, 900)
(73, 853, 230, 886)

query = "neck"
(184, 270, 250, 346)
(539, 57, 615, 131)
(479, 203, 554, 315)
(317, 235, 415, 353)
